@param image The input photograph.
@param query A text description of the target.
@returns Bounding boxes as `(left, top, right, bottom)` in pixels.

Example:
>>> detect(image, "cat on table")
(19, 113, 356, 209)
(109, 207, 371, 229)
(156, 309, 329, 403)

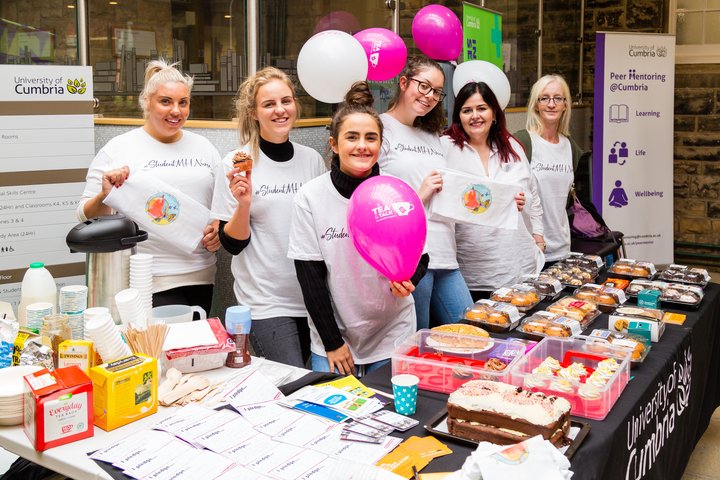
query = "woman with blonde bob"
(211, 67, 326, 367)
(515, 74, 585, 263)
(78, 58, 222, 314)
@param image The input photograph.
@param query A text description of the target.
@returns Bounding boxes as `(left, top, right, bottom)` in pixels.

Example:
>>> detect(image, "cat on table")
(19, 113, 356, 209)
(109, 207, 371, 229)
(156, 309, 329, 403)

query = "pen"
(412, 465, 420, 480)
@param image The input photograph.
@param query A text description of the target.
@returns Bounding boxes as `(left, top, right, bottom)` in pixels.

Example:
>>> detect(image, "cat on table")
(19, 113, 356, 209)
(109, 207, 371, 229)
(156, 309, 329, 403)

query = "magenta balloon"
(347, 176, 427, 282)
(314, 11, 361, 35)
(411, 4, 463, 61)
(353, 28, 408, 81)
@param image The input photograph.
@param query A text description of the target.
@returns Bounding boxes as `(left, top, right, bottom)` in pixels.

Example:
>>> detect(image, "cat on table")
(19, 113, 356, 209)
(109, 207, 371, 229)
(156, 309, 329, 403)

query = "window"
(0, 2, 78, 65)
(670, 0, 720, 63)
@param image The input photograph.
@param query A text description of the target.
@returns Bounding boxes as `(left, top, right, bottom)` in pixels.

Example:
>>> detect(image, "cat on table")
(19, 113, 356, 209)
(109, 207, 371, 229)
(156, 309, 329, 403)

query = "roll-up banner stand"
(0, 65, 94, 310)
(593, 32, 675, 264)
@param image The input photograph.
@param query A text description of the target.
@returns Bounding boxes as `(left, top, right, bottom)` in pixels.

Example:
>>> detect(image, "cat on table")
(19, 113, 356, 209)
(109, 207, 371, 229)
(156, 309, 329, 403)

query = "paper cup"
(391, 374, 419, 416)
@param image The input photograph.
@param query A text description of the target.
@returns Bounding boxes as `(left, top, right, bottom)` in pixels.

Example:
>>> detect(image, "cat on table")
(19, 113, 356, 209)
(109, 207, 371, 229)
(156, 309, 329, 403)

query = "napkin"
(445, 435, 573, 480)
(104, 167, 211, 254)
(428, 168, 521, 230)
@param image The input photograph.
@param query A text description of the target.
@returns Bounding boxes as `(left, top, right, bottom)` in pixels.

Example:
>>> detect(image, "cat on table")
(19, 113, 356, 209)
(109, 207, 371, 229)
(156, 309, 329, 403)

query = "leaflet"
(224, 369, 285, 409)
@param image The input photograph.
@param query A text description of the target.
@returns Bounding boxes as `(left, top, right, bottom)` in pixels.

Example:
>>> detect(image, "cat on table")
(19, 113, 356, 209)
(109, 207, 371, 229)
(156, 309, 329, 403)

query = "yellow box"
(89, 354, 158, 431)
(58, 340, 95, 374)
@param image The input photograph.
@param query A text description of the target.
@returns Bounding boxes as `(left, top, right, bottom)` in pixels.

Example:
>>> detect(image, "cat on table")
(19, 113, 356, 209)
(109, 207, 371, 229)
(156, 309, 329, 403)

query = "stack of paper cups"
(25, 302, 54, 332)
(84, 310, 132, 363)
(59, 285, 88, 340)
(83, 307, 111, 341)
(129, 254, 153, 320)
(115, 288, 147, 327)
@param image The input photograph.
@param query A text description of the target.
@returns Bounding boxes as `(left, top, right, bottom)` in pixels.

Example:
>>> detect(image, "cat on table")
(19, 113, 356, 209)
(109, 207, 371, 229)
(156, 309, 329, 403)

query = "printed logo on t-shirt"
(146, 158, 212, 169)
(393, 142, 443, 157)
(463, 183, 492, 214)
(145, 192, 179, 224)
(531, 162, 573, 174)
(320, 226, 349, 241)
(254, 182, 302, 197)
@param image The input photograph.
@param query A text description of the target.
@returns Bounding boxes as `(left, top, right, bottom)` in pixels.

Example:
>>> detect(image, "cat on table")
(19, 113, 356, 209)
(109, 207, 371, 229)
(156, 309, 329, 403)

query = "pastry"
(429, 324, 490, 349)
(232, 151, 253, 172)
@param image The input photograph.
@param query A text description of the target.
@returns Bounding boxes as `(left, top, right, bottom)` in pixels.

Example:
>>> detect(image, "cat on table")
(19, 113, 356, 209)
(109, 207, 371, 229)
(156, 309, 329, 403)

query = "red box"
(23, 366, 94, 451)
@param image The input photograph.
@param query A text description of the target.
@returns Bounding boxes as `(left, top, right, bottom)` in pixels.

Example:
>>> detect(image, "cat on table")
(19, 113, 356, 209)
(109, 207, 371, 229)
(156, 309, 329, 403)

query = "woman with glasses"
(444, 81, 544, 298)
(379, 55, 473, 329)
(515, 74, 584, 264)
(211, 67, 326, 367)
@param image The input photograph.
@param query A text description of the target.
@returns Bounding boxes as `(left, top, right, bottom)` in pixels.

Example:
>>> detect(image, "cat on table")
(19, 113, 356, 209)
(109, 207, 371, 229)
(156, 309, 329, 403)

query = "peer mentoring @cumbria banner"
(592, 32, 675, 264)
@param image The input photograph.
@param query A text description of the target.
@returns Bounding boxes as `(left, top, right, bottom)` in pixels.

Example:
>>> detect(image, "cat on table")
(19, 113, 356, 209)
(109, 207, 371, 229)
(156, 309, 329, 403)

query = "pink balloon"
(347, 176, 427, 282)
(353, 28, 408, 81)
(412, 4, 462, 61)
(314, 11, 360, 35)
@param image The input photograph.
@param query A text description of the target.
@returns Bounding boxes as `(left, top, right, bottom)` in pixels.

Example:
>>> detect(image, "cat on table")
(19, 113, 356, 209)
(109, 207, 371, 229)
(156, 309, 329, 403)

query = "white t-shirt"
(443, 136, 544, 291)
(379, 113, 458, 270)
(211, 142, 326, 320)
(81, 128, 222, 277)
(529, 133, 573, 262)
(287, 173, 416, 364)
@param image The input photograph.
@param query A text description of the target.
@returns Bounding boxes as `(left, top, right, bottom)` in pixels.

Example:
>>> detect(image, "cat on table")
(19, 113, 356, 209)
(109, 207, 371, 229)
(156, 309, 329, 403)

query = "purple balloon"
(314, 11, 360, 35)
(353, 28, 408, 81)
(347, 176, 427, 282)
(412, 4, 463, 61)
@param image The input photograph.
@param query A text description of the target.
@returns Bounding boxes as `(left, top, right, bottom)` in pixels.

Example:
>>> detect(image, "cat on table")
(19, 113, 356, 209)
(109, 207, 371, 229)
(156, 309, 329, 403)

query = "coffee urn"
(66, 214, 147, 322)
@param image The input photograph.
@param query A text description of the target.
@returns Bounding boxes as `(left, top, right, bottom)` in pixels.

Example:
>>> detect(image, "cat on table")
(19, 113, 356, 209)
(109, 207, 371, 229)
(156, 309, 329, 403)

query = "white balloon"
(452, 60, 511, 110)
(297, 30, 369, 104)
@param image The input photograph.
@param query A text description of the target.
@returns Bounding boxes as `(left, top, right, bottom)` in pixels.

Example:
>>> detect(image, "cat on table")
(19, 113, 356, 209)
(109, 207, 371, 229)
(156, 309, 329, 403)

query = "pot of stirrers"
(124, 323, 169, 367)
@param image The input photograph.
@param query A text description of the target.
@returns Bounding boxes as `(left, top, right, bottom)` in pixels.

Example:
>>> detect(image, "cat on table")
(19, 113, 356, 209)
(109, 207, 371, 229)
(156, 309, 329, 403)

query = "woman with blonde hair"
(211, 67, 326, 367)
(515, 74, 585, 263)
(78, 58, 222, 314)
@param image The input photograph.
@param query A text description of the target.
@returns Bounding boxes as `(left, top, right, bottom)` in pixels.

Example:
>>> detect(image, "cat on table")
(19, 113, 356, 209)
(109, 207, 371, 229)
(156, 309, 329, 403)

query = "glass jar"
(41, 313, 71, 368)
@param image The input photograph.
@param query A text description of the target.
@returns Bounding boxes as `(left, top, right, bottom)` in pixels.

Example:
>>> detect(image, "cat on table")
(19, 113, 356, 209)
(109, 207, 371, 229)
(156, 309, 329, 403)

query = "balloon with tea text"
(412, 4, 463, 61)
(353, 28, 407, 81)
(452, 60, 511, 110)
(297, 30, 368, 104)
(347, 176, 426, 282)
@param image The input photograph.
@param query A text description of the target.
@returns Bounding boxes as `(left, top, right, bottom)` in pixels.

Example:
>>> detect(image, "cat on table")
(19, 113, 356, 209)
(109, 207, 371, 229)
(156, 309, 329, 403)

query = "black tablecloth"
(361, 283, 720, 480)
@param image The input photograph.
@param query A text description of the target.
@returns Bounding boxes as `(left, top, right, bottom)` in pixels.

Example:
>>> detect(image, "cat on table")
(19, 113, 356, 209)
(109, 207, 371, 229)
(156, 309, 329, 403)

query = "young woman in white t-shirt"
(515, 74, 583, 264)
(444, 81, 544, 297)
(78, 59, 222, 314)
(379, 55, 473, 329)
(288, 82, 428, 376)
(211, 67, 326, 368)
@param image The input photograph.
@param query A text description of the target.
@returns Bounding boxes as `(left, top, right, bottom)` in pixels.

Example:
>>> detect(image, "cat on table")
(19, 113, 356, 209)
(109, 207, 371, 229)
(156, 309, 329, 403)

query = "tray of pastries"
(572, 284, 627, 312)
(543, 263, 596, 287)
(517, 311, 584, 339)
(626, 279, 704, 307)
(462, 300, 523, 333)
(609, 306, 665, 342)
(519, 274, 564, 300)
(546, 296, 601, 327)
(657, 264, 710, 288)
(489, 284, 542, 312)
(585, 329, 650, 365)
(607, 259, 656, 279)
(563, 253, 604, 275)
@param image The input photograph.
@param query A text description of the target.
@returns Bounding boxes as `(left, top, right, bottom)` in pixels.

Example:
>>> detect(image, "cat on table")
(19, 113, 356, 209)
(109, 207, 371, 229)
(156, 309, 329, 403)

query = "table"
(0, 358, 310, 480)
(2, 286, 719, 480)
(361, 282, 720, 480)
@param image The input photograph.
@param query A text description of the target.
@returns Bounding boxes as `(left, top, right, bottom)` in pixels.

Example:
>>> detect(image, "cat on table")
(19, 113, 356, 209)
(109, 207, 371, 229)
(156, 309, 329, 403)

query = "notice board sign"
(592, 33, 675, 264)
(462, 3, 502, 68)
(0, 65, 94, 310)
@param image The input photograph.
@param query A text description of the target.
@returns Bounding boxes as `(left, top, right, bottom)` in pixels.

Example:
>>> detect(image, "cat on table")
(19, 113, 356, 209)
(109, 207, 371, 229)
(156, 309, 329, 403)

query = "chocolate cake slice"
(447, 380, 571, 446)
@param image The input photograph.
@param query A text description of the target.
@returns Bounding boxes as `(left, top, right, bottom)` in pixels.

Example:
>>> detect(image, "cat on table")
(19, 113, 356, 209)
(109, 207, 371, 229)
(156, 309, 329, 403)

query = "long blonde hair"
(234, 67, 298, 161)
(525, 74, 572, 137)
(138, 59, 193, 117)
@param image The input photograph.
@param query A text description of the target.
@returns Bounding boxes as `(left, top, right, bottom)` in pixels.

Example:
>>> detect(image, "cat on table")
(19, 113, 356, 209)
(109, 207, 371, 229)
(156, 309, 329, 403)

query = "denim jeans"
(413, 268, 474, 330)
(311, 352, 389, 377)
(250, 316, 310, 368)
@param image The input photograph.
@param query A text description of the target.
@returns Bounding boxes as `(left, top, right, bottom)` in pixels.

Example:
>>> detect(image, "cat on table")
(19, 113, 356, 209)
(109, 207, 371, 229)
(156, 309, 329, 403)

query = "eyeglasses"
(408, 78, 446, 101)
(538, 96, 566, 105)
